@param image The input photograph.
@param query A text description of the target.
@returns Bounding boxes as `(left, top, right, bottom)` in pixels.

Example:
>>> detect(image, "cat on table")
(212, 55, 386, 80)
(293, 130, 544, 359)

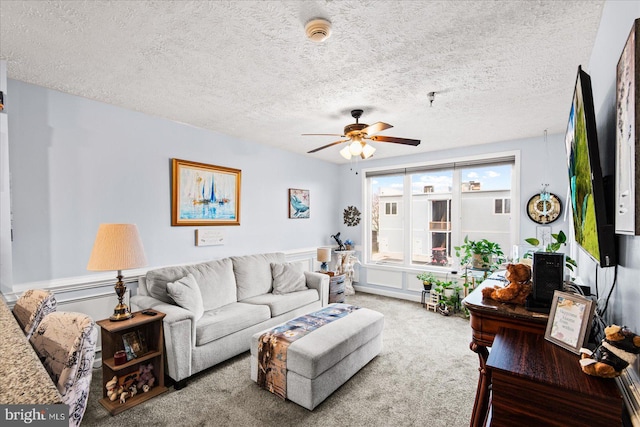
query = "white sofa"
(130, 252, 329, 387)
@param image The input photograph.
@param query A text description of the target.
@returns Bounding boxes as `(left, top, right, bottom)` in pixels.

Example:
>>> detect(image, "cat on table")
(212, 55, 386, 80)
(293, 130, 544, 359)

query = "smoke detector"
(305, 18, 332, 43)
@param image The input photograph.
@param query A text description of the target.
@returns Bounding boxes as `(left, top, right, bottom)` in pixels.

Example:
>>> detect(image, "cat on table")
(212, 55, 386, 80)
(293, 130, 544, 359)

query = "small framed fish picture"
(289, 189, 310, 219)
(172, 158, 241, 226)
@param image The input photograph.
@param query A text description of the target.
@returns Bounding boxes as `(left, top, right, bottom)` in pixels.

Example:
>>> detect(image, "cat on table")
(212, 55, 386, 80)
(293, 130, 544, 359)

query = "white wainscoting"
(365, 268, 403, 289)
(3, 248, 321, 366)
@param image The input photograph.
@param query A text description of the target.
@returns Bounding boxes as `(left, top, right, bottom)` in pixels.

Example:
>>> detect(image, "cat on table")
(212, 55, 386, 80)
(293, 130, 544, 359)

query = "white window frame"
(384, 202, 398, 216)
(361, 151, 520, 272)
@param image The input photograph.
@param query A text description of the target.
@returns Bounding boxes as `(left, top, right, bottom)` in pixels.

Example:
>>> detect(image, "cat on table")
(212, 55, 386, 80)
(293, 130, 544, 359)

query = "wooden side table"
(97, 310, 168, 415)
(462, 280, 548, 427)
(328, 274, 346, 303)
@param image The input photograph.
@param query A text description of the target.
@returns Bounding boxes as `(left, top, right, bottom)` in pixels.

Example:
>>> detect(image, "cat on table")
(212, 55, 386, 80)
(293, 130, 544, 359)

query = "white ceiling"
(0, 0, 604, 164)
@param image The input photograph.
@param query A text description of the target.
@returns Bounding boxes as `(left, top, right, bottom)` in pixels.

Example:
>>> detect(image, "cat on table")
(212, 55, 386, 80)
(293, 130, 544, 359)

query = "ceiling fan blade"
(302, 133, 346, 137)
(362, 122, 393, 136)
(369, 135, 421, 146)
(307, 139, 350, 153)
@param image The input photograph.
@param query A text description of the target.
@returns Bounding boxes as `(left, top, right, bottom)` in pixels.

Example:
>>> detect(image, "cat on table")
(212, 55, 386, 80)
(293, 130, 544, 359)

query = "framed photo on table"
(545, 291, 595, 354)
(122, 331, 148, 361)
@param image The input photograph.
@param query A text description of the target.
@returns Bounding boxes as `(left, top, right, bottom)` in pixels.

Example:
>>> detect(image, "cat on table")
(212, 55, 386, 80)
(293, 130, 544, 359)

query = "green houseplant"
(454, 236, 505, 271)
(416, 272, 437, 290)
(524, 230, 577, 272)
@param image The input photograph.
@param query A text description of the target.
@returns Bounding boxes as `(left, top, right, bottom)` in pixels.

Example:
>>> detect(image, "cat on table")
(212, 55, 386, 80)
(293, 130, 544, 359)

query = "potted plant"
(454, 236, 505, 270)
(417, 272, 437, 290)
(523, 230, 577, 274)
(439, 280, 455, 297)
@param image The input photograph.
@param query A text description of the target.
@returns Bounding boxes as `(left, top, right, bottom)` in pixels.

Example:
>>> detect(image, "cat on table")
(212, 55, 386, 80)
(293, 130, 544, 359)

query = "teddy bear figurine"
(105, 376, 118, 401)
(580, 324, 640, 378)
(481, 263, 532, 305)
(136, 363, 156, 391)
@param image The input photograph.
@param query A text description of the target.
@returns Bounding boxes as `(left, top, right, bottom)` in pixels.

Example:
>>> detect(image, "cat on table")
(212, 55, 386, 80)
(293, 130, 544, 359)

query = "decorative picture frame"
(616, 18, 640, 235)
(171, 158, 241, 226)
(544, 291, 595, 354)
(289, 189, 310, 218)
(122, 331, 148, 361)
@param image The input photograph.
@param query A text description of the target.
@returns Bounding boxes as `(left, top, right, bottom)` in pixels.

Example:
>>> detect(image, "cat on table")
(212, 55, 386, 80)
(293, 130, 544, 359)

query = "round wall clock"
(343, 206, 361, 226)
(526, 192, 562, 224)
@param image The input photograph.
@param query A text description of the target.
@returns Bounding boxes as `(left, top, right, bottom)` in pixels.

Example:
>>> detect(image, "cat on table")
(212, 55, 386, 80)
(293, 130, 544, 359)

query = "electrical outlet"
(536, 226, 552, 249)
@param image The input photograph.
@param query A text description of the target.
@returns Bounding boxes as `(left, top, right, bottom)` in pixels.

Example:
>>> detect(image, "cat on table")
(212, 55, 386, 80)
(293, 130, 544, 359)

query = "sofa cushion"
(231, 253, 285, 301)
(166, 274, 204, 320)
(196, 302, 271, 346)
(146, 258, 237, 311)
(271, 263, 307, 295)
(241, 289, 319, 317)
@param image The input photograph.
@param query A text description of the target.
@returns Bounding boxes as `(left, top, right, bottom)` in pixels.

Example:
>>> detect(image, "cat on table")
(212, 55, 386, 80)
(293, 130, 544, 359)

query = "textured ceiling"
(0, 0, 604, 164)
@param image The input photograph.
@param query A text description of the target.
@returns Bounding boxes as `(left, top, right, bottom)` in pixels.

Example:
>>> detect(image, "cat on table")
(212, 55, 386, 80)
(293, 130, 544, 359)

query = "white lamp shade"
(87, 224, 148, 271)
(361, 143, 376, 159)
(349, 141, 363, 155)
(340, 146, 352, 160)
(317, 247, 332, 262)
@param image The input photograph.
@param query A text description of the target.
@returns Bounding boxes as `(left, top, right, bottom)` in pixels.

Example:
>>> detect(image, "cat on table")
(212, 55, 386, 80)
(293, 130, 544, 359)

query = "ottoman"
(250, 305, 384, 410)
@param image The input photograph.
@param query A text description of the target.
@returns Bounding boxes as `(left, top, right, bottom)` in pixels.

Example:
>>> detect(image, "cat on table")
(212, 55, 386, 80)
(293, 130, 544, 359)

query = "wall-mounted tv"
(565, 66, 616, 267)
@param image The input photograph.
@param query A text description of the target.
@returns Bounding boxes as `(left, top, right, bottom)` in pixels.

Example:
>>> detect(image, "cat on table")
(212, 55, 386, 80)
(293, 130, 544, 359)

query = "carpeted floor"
(81, 293, 478, 427)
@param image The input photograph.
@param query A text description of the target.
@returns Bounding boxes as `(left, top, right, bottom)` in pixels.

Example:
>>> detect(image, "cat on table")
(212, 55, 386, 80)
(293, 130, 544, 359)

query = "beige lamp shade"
(87, 224, 148, 271)
(317, 247, 332, 263)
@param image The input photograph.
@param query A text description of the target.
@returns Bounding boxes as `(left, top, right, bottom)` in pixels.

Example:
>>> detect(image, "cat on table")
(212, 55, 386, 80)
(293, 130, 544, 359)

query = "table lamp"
(317, 247, 331, 272)
(87, 223, 148, 321)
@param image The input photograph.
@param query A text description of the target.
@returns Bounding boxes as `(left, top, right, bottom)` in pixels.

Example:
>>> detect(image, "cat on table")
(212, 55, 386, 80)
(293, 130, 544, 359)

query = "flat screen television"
(565, 66, 616, 267)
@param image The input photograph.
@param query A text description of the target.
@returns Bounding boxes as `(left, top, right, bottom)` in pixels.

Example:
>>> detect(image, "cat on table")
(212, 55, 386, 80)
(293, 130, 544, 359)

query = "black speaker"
(532, 252, 565, 304)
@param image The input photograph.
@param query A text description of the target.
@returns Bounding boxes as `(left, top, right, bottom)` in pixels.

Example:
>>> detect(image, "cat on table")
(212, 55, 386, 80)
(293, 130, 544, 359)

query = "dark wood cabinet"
(97, 310, 168, 415)
(464, 281, 623, 426)
(487, 328, 622, 427)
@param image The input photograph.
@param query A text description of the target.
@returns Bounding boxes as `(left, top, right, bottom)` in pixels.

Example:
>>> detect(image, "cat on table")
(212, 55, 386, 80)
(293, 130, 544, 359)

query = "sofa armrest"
(304, 271, 330, 307)
(130, 295, 195, 382)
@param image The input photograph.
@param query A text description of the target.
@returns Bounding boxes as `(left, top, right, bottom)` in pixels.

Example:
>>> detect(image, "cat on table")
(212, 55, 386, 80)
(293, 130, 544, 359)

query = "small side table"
(97, 310, 168, 415)
(329, 274, 346, 303)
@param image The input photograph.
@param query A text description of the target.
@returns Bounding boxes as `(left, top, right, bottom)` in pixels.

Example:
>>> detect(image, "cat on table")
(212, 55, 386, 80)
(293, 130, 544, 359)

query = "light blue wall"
(7, 80, 340, 284)
(584, 0, 640, 327)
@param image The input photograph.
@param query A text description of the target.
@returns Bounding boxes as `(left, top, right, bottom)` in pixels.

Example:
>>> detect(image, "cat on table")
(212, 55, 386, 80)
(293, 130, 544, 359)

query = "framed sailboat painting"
(172, 158, 241, 226)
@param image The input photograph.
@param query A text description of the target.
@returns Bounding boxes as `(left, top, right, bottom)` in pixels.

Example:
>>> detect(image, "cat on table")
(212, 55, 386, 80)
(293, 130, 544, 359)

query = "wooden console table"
(462, 279, 548, 427)
(487, 328, 622, 426)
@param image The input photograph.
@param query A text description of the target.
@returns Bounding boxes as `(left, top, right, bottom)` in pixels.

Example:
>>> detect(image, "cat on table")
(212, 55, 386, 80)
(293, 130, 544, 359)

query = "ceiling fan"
(304, 109, 421, 160)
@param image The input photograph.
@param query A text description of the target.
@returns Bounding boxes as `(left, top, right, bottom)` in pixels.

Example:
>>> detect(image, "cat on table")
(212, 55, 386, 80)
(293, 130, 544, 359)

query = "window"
(366, 154, 516, 269)
(385, 202, 398, 215)
(494, 198, 511, 214)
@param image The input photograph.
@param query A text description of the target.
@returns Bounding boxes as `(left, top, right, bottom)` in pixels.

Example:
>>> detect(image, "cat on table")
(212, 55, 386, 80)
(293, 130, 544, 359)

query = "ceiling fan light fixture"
(361, 143, 376, 159)
(349, 140, 363, 156)
(305, 18, 332, 43)
(340, 146, 352, 160)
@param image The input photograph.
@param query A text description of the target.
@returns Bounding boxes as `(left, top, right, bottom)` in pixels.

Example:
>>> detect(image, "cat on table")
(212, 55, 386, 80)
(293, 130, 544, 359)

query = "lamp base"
(110, 272, 133, 321)
(110, 303, 133, 321)
(320, 262, 328, 272)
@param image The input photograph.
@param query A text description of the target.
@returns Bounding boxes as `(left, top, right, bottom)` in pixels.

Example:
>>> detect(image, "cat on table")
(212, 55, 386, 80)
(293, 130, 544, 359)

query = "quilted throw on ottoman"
(257, 304, 360, 398)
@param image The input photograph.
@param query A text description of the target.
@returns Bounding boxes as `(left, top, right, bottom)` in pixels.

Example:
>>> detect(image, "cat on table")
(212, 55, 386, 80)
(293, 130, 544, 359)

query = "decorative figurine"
(331, 232, 346, 251)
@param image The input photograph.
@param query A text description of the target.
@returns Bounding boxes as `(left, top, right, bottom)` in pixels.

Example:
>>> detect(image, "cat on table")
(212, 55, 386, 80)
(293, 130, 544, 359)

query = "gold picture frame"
(171, 158, 241, 226)
(544, 291, 595, 354)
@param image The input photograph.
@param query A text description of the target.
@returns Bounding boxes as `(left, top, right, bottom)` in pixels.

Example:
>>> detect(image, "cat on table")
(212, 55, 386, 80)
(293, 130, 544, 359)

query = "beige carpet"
(82, 293, 478, 427)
